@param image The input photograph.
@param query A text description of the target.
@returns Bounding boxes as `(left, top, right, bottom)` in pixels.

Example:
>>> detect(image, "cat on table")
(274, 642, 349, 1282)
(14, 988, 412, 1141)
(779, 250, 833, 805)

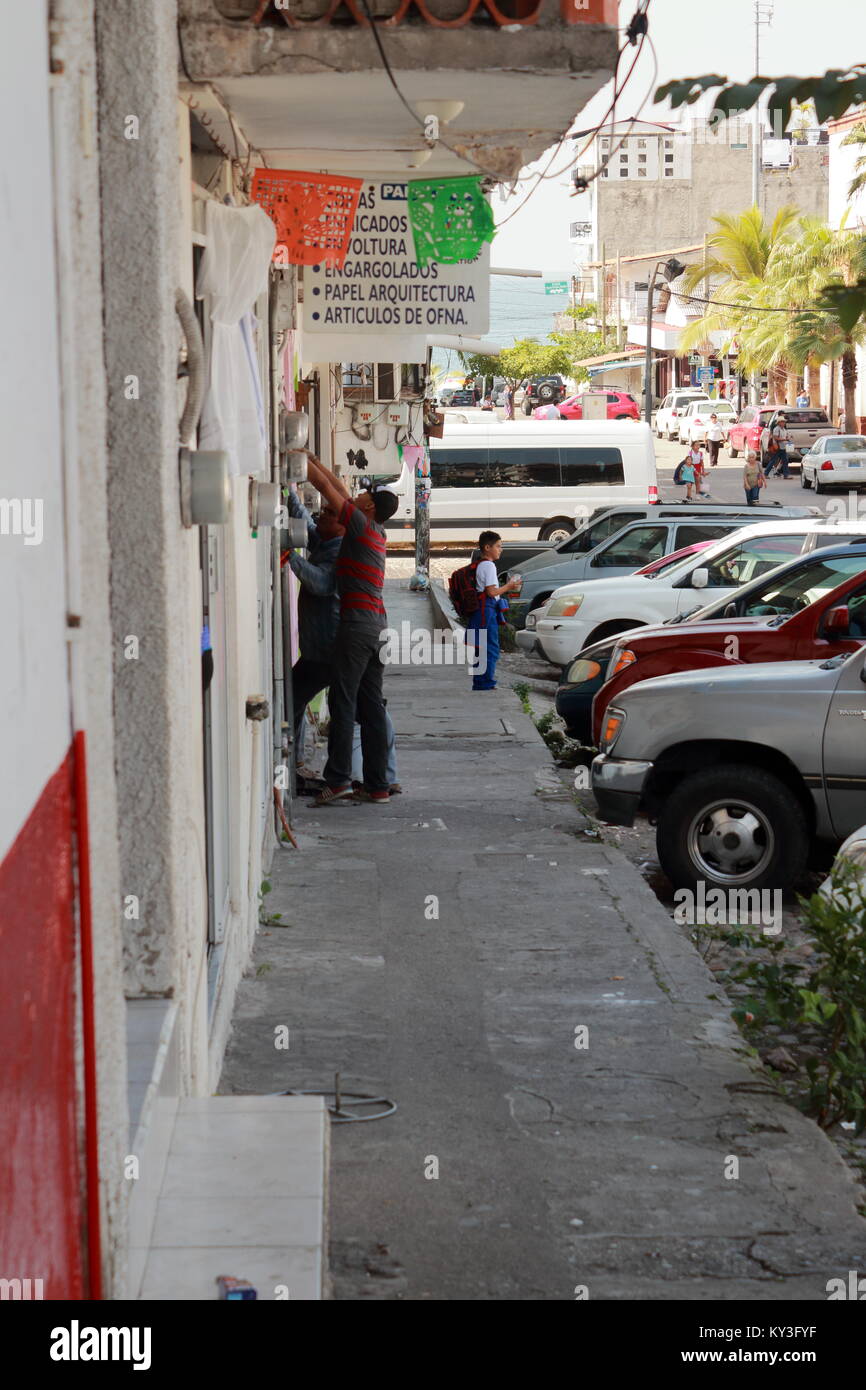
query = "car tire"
(727, 441, 739, 457)
(537, 383, 557, 403)
(814, 476, 824, 493)
(801, 469, 811, 488)
(522, 400, 533, 416)
(667, 429, 676, 441)
(656, 764, 809, 893)
(539, 518, 573, 543)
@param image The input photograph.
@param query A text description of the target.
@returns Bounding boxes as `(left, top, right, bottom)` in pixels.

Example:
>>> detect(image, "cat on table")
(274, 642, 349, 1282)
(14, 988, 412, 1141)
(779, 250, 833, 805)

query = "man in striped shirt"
(305, 454, 399, 804)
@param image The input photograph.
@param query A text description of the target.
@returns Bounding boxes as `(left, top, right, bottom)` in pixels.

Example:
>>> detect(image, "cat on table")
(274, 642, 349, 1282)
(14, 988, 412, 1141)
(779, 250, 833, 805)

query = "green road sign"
(544, 280, 569, 295)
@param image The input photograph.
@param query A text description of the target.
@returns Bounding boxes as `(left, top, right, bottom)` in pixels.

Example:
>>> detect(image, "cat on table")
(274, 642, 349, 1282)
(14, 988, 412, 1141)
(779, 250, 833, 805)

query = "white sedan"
(525, 521, 826, 667)
(801, 435, 866, 492)
(678, 399, 737, 445)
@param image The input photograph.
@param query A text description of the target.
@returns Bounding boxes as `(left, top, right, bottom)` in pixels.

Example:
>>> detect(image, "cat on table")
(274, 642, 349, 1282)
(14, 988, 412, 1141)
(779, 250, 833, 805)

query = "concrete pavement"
(219, 582, 866, 1300)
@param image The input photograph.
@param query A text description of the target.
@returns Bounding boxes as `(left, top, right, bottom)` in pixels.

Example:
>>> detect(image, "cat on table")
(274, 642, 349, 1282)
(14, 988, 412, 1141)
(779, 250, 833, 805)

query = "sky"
(492, 0, 866, 276)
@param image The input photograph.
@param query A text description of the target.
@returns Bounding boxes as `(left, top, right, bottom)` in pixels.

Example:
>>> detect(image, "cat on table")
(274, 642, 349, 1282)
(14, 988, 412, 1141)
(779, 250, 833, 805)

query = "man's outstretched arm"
(305, 453, 352, 511)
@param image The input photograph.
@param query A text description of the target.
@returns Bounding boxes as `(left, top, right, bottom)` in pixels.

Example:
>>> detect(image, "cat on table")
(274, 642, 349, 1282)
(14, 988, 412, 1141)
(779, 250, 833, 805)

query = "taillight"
(820, 460, 834, 471)
(648, 484, 659, 504)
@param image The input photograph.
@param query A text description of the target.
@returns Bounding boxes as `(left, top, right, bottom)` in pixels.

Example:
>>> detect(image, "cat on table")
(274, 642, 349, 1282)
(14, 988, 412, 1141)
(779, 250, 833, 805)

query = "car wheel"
(801, 468, 811, 488)
(667, 429, 676, 441)
(537, 383, 557, 403)
(522, 400, 533, 416)
(727, 440, 739, 457)
(656, 764, 809, 893)
(814, 476, 824, 494)
(539, 518, 573, 543)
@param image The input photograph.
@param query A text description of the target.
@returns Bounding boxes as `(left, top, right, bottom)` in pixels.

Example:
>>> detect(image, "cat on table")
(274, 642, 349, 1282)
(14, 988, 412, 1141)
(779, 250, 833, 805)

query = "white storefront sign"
(301, 178, 490, 361)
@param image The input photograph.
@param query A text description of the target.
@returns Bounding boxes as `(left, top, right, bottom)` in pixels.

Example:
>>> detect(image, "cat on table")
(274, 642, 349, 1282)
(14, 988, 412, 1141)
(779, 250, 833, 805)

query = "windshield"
(688, 551, 866, 621)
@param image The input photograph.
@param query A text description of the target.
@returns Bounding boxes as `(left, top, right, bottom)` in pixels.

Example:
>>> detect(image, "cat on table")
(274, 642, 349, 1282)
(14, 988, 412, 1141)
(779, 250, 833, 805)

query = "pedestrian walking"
(743, 449, 765, 505)
(770, 411, 792, 478)
(503, 383, 515, 420)
(693, 449, 711, 497)
(303, 454, 399, 805)
(705, 412, 724, 467)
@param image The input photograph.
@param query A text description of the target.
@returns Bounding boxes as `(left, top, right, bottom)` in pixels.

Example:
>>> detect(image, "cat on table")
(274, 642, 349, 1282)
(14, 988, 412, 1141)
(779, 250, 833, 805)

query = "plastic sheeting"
(197, 202, 276, 476)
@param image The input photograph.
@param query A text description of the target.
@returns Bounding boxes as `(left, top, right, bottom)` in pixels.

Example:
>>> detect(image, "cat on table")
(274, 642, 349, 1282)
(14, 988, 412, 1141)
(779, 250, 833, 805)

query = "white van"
(386, 419, 658, 544)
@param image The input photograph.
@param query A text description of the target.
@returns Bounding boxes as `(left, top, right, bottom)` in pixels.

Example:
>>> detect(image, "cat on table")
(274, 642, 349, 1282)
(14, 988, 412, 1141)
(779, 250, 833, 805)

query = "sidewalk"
(219, 580, 866, 1300)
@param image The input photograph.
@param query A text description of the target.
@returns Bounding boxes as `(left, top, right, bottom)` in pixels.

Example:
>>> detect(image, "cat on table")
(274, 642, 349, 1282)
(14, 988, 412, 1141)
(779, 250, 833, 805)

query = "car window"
(562, 510, 646, 553)
(738, 408, 754, 423)
(675, 523, 737, 548)
(429, 449, 487, 487)
(826, 437, 866, 452)
(735, 554, 866, 617)
(661, 395, 671, 409)
(560, 447, 625, 487)
(845, 583, 866, 638)
(487, 448, 560, 487)
(703, 534, 808, 587)
(782, 410, 830, 426)
(591, 524, 669, 568)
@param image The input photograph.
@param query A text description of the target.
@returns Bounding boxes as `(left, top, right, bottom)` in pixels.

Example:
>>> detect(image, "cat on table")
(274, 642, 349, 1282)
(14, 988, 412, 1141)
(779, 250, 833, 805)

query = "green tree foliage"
(656, 65, 866, 130)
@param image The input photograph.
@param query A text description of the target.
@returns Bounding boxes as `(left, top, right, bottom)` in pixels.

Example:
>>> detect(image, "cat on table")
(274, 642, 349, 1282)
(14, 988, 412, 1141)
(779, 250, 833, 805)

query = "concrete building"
(820, 108, 866, 430)
(571, 118, 829, 338)
(1, 0, 619, 1299)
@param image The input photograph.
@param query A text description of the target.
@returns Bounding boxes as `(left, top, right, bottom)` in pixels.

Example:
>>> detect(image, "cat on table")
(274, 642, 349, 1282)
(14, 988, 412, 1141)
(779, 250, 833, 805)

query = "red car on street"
(726, 405, 775, 458)
(536, 389, 640, 422)
(591, 544, 866, 745)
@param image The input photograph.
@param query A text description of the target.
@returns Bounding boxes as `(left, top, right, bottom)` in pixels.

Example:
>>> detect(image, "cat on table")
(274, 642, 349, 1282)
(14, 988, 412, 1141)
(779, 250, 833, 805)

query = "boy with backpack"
(449, 531, 521, 691)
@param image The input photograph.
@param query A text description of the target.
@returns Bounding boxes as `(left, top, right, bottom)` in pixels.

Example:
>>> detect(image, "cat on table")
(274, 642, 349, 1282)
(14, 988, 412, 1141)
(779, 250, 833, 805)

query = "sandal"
(311, 784, 354, 806)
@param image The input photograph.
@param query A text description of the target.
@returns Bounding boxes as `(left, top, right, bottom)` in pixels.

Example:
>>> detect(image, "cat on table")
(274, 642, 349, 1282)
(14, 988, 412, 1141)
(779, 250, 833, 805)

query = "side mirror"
(691, 567, 709, 590)
(824, 605, 850, 635)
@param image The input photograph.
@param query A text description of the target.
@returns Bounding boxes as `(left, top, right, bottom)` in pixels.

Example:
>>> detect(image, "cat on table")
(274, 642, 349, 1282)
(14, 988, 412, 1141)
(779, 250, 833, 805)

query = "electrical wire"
(495, 9, 657, 230)
(355, 0, 496, 178)
(672, 288, 832, 315)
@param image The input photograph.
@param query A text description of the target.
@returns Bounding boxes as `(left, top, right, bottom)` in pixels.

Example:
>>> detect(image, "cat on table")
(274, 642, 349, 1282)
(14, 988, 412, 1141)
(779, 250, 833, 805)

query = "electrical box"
(386, 402, 408, 428)
(355, 404, 377, 426)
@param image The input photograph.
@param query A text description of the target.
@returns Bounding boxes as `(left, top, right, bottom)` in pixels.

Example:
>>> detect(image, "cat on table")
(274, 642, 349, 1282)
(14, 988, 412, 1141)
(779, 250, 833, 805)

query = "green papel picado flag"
(407, 176, 495, 268)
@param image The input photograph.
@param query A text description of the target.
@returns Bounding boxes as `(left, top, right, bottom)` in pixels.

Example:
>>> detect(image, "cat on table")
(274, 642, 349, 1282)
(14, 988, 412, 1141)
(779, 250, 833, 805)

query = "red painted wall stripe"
(0, 747, 85, 1298)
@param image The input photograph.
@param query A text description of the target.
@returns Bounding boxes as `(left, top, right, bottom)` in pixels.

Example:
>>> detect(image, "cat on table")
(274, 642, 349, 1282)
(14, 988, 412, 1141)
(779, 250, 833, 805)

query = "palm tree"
(676, 206, 800, 396)
(762, 223, 866, 429)
(841, 122, 866, 204)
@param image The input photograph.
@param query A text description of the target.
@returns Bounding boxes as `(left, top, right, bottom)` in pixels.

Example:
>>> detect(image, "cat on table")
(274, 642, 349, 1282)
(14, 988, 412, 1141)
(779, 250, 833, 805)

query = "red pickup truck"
(591, 546, 866, 746)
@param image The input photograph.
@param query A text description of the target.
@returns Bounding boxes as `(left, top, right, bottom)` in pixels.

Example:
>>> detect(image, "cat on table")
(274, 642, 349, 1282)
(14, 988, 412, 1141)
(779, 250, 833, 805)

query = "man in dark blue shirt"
(282, 490, 344, 761)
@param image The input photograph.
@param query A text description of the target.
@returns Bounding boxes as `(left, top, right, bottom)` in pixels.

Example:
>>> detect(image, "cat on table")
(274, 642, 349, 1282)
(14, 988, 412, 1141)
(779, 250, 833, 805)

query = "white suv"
(656, 390, 711, 441)
(678, 399, 737, 445)
(528, 521, 858, 666)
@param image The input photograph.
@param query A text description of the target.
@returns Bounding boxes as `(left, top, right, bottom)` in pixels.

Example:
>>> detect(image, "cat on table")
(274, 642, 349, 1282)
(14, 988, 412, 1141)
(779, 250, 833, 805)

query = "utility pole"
(616, 251, 622, 348)
(752, 2, 774, 208)
(600, 240, 606, 347)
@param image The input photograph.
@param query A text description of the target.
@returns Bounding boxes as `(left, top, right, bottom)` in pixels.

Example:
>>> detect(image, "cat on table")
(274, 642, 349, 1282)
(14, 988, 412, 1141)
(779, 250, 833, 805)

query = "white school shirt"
(706, 421, 724, 441)
(476, 560, 498, 591)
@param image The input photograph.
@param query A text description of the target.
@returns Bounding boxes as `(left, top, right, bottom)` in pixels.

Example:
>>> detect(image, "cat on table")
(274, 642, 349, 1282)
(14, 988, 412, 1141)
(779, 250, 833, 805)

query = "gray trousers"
(324, 622, 389, 792)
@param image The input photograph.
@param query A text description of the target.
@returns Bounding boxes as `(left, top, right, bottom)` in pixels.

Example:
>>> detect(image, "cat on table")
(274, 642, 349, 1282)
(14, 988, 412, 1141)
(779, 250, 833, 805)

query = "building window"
(601, 167, 609, 178)
(638, 154, 646, 163)
(637, 168, 647, 177)
(664, 138, 673, 149)
(620, 153, 628, 163)
(663, 168, 673, 178)
(637, 138, 646, 148)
